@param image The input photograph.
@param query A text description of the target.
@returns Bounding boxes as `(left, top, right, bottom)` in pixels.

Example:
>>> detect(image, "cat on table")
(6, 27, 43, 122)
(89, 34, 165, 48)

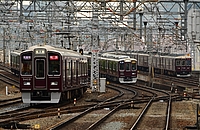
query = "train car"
(122, 52, 191, 77)
(10, 50, 21, 75)
(19, 45, 88, 104)
(159, 54, 191, 77)
(84, 52, 137, 83)
(100, 53, 137, 83)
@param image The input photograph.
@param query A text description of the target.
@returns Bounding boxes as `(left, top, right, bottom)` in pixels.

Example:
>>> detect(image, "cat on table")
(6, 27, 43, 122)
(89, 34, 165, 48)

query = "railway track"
(0, 97, 22, 108)
(0, 72, 182, 130)
(46, 83, 176, 130)
(0, 66, 22, 112)
(156, 74, 198, 88)
(0, 87, 123, 129)
(47, 84, 133, 130)
(0, 63, 197, 129)
(0, 64, 19, 88)
(129, 84, 173, 129)
(0, 73, 19, 88)
(0, 83, 193, 129)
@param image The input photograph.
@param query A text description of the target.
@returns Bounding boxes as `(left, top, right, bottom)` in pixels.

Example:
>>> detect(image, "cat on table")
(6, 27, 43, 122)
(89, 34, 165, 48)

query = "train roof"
(10, 50, 22, 56)
(110, 51, 191, 59)
(83, 52, 137, 62)
(101, 53, 130, 59)
(100, 52, 137, 62)
(158, 54, 191, 59)
(22, 45, 85, 59)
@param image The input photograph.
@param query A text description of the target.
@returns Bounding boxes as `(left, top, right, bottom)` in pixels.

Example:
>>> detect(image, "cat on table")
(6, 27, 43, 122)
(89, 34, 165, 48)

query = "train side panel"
(131, 52, 191, 77)
(86, 52, 137, 84)
(10, 51, 21, 75)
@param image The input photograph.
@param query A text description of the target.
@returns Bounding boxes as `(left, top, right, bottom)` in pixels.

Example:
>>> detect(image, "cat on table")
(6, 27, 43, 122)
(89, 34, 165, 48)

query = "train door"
(34, 58, 46, 89)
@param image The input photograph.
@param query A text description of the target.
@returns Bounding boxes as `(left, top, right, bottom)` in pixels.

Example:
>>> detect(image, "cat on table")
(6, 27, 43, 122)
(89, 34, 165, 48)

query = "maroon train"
(116, 51, 191, 77)
(10, 45, 88, 104)
(84, 52, 138, 83)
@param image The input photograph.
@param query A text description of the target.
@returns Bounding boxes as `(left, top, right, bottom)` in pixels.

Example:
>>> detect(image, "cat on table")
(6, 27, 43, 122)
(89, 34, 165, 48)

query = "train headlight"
(24, 82, 31, 85)
(51, 82, 58, 85)
(132, 73, 135, 75)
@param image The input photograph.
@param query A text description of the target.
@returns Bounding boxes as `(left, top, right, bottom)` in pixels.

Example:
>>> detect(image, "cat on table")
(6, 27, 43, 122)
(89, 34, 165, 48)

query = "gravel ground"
(0, 82, 199, 130)
(171, 100, 197, 129)
(18, 99, 198, 130)
(0, 82, 21, 100)
(137, 101, 167, 129)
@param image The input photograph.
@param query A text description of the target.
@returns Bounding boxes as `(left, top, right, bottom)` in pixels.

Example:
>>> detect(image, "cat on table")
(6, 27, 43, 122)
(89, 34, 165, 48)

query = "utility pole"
(90, 3, 99, 92)
(139, 12, 143, 39)
(144, 22, 147, 46)
(3, 28, 5, 65)
(175, 22, 179, 54)
(195, 40, 200, 89)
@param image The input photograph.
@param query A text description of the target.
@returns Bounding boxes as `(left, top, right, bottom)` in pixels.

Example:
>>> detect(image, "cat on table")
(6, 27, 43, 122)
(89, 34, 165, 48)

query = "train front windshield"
(119, 61, 124, 71)
(36, 60, 45, 77)
(186, 59, 191, 66)
(48, 53, 60, 75)
(21, 54, 32, 75)
(131, 60, 137, 70)
(176, 59, 191, 66)
(125, 63, 130, 71)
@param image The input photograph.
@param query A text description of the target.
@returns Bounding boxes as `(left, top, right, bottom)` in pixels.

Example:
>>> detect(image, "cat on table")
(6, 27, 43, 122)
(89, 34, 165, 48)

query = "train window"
(74, 61, 78, 78)
(109, 61, 113, 70)
(87, 58, 91, 70)
(17, 56, 20, 68)
(111, 61, 114, 70)
(116, 62, 118, 71)
(102, 60, 106, 70)
(119, 61, 124, 71)
(48, 54, 60, 75)
(49, 60, 60, 75)
(182, 60, 186, 65)
(144, 56, 148, 66)
(186, 60, 191, 66)
(132, 62, 137, 70)
(105, 60, 108, 69)
(34, 60, 44, 77)
(22, 62, 32, 75)
(36, 60, 45, 77)
(113, 62, 116, 71)
(126, 63, 130, 71)
(11, 55, 19, 68)
(78, 61, 81, 76)
(21, 54, 32, 75)
(67, 61, 71, 81)
(108, 61, 110, 70)
(11, 56, 14, 66)
(176, 60, 181, 66)
(167, 59, 170, 69)
(99, 60, 102, 69)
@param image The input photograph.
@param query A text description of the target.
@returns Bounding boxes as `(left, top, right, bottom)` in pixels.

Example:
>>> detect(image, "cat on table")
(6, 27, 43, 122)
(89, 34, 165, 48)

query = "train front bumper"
(21, 92, 61, 103)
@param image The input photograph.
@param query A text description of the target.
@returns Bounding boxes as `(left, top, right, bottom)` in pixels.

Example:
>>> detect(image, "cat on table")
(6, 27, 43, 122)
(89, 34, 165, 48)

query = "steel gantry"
(0, 0, 200, 86)
(0, 0, 200, 49)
